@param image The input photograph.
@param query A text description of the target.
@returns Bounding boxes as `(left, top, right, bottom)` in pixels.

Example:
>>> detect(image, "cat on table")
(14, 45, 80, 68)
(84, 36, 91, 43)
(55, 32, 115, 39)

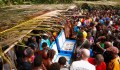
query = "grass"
(74, 1, 119, 6)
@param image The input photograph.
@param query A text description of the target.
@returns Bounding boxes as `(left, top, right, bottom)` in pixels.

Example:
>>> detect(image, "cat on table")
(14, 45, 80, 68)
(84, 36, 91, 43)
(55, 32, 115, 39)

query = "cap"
(43, 33, 48, 36)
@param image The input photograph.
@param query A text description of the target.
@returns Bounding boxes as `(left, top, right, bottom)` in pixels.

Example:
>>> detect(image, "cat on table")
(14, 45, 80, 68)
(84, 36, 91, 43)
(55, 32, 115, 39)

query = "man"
(88, 54, 106, 70)
(50, 63, 60, 70)
(103, 42, 114, 63)
(75, 33, 89, 60)
(107, 46, 120, 70)
(70, 49, 95, 70)
(43, 49, 55, 70)
(96, 41, 112, 54)
(39, 34, 50, 50)
(32, 55, 47, 70)
(37, 42, 48, 59)
(58, 57, 69, 70)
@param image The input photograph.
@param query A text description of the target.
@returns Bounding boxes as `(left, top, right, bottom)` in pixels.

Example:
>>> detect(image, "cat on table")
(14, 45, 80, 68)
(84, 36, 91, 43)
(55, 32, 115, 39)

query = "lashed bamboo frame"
(0, 8, 78, 70)
(0, 10, 64, 70)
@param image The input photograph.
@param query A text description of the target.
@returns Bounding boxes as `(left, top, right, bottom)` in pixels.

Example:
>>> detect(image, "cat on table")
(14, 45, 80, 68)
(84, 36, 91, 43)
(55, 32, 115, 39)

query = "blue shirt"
(99, 19, 104, 24)
(39, 39, 50, 50)
(74, 26, 79, 32)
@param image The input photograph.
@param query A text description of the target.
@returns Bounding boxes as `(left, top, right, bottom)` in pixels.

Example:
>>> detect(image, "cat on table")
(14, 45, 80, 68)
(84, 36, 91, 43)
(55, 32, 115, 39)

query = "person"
(36, 42, 48, 59)
(104, 42, 113, 49)
(20, 47, 34, 70)
(87, 32, 94, 45)
(103, 42, 114, 63)
(96, 36, 107, 53)
(74, 21, 79, 33)
(90, 22, 97, 39)
(76, 33, 89, 50)
(107, 46, 120, 70)
(75, 33, 89, 60)
(77, 19, 82, 27)
(82, 43, 93, 57)
(32, 55, 46, 70)
(27, 36, 38, 50)
(70, 49, 95, 70)
(50, 63, 60, 70)
(39, 34, 50, 50)
(64, 20, 71, 38)
(88, 54, 106, 70)
(58, 57, 69, 70)
(43, 49, 55, 70)
(81, 27, 87, 39)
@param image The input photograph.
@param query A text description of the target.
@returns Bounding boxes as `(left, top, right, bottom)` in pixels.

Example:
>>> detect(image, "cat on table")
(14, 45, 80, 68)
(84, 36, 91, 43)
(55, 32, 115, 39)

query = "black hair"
(42, 42, 47, 48)
(28, 43, 36, 50)
(34, 55, 42, 67)
(28, 37, 34, 43)
(77, 32, 84, 39)
(50, 63, 60, 70)
(58, 57, 67, 65)
(47, 49, 55, 58)
(82, 43, 91, 49)
(43, 35, 48, 40)
(24, 47, 33, 57)
(36, 36, 41, 44)
(90, 22, 95, 27)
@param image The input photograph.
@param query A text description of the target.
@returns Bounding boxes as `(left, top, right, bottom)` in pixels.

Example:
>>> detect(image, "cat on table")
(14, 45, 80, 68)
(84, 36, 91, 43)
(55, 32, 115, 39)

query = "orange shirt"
(108, 56, 120, 70)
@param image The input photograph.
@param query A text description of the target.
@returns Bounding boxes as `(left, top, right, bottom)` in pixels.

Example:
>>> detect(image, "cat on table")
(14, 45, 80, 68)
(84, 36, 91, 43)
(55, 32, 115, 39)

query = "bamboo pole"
(0, 47, 12, 70)
(3, 10, 61, 53)
(0, 10, 69, 70)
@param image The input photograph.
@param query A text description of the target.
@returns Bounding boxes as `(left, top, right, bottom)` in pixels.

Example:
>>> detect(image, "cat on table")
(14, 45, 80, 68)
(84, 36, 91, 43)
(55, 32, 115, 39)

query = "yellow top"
(89, 18, 93, 22)
(83, 31, 87, 39)
(80, 18, 83, 22)
(108, 56, 120, 70)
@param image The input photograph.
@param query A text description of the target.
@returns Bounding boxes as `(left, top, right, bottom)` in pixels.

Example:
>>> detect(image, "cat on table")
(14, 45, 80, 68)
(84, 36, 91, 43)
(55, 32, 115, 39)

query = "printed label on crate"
(62, 41, 75, 51)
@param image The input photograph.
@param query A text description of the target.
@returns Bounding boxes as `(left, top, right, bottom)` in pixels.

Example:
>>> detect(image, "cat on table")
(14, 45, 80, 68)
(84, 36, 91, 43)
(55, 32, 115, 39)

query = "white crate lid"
(57, 30, 66, 48)
(50, 41, 58, 62)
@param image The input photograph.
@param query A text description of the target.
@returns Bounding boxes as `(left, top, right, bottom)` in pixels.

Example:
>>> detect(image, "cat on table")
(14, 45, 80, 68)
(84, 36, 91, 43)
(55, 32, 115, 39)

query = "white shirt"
(77, 21, 81, 27)
(70, 60, 95, 70)
(109, 21, 113, 26)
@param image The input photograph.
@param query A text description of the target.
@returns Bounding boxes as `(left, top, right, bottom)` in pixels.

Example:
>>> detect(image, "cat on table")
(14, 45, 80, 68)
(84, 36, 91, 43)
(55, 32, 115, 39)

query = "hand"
(96, 42, 100, 45)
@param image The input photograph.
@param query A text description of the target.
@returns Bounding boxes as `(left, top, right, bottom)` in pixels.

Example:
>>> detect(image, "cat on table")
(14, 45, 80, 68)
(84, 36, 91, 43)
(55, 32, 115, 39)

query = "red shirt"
(114, 25, 118, 30)
(88, 58, 106, 70)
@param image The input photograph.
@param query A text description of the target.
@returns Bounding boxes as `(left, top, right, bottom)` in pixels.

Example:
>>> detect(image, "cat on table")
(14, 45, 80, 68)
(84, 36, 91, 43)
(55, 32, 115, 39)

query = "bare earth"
(0, 4, 75, 32)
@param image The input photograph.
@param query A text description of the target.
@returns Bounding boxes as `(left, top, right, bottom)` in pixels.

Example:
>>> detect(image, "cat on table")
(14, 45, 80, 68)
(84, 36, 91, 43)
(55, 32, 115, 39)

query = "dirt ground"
(0, 4, 75, 32)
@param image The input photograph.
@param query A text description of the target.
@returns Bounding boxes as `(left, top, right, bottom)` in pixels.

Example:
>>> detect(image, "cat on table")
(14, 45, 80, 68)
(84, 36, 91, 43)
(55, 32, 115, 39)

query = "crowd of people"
(1, 8, 120, 70)
(66, 9, 120, 70)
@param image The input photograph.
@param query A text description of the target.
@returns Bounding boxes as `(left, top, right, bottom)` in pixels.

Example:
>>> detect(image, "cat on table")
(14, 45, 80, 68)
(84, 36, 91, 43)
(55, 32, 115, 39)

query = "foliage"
(76, 0, 101, 1)
(77, 2, 120, 10)
(0, 0, 73, 5)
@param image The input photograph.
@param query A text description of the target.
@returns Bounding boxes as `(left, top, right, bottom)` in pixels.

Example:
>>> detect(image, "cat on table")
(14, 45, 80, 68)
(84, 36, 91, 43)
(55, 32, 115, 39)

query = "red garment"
(114, 25, 118, 30)
(88, 58, 106, 70)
